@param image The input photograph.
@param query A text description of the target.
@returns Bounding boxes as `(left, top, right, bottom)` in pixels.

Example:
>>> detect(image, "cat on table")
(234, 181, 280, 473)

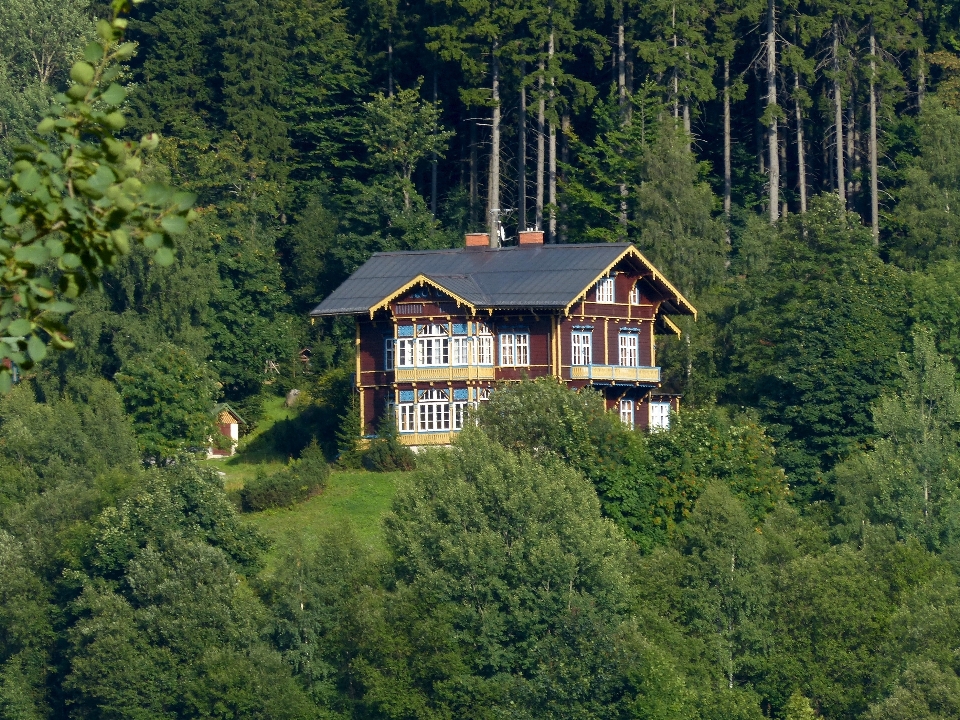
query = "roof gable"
(310, 243, 696, 319)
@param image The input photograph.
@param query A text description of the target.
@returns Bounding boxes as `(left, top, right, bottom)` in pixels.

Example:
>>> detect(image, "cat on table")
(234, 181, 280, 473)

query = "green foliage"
(835, 329, 960, 551)
(721, 194, 909, 494)
(0, 1, 196, 390)
(116, 342, 218, 461)
(335, 400, 363, 469)
(358, 427, 690, 718)
(89, 461, 268, 577)
(474, 379, 787, 551)
(362, 82, 454, 196)
(240, 440, 330, 511)
(888, 98, 960, 268)
(362, 410, 415, 472)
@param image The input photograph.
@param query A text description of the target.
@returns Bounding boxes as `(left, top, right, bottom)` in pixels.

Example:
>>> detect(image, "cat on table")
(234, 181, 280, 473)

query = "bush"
(361, 410, 415, 472)
(240, 441, 330, 511)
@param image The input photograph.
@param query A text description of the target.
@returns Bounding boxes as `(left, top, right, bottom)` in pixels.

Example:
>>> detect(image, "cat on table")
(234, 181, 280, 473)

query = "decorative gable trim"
(369, 274, 477, 318)
(562, 246, 697, 320)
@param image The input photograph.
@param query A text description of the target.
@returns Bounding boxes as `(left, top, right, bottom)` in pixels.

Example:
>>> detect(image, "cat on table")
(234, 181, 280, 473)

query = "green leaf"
(44, 301, 75, 313)
(1, 204, 23, 226)
(61, 253, 81, 269)
(70, 61, 95, 85)
(172, 191, 197, 211)
(143, 183, 172, 205)
(13, 245, 50, 265)
(27, 335, 47, 362)
(144, 233, 163, 250)
(7, 319, 31, 336)
(0, 370, 10, 394)
(160, 215, 188, 234)
(100, 83, 127, 107)
(154, 247, 175, 266)
(84, 42, 105, 63)
(14, 166, 41, 193)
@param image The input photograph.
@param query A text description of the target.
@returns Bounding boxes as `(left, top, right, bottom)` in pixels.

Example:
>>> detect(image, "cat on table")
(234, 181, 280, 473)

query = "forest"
(3, 0, 960, 717)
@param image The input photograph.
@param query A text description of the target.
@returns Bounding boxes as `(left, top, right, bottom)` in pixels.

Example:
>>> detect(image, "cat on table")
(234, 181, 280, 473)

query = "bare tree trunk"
(767, 0, 779, 223)
(918, 48, 926, 107)
(549, 30, 557, 243)
(431, 71, 438, 216)
(848, 92, 857, 198)
(619, 18, 628, 234)
(536, 62, 545, 231)
(560, 112, 569, 242)
(794, 67, 807, 213)
(387, 28, 394, 97)
(833, 22, 846, 206)
(470, 116, 478, 227)
(488, 39, 501, 247)
(723, 58, 732, 240)
(519, 61, 527, 232)
(869, 21, 879, 244)
(672, 4, 679, 119)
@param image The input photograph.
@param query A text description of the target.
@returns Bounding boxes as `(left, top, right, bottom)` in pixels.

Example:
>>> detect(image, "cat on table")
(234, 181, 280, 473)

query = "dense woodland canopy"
(5, 0, 960, 718)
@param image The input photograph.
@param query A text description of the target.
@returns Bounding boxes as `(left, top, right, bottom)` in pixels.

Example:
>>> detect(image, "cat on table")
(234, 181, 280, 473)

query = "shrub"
(362, 410, 415, 472)
(240, 441, 330, 511)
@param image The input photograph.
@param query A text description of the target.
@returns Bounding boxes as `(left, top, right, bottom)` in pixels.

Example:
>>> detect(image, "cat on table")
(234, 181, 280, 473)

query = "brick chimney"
(518, 230, 544, 245)
(465, 232, 489, 248)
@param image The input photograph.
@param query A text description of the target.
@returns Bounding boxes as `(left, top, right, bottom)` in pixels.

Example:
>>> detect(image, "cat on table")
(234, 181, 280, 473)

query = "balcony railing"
(569, 364, 661, 383)
(394, 365, 496, 382)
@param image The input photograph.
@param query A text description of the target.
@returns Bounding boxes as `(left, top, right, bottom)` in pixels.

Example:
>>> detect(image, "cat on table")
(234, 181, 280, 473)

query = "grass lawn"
(241, 468, 406, 575)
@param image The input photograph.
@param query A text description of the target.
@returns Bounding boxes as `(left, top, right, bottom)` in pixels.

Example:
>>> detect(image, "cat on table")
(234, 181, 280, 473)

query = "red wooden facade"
(318, 234, 694, 447)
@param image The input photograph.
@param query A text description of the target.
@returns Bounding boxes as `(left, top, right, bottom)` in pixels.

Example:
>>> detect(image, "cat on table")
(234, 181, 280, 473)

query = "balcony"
(569, 364, 661, 383)
(394, 365, 497, 382)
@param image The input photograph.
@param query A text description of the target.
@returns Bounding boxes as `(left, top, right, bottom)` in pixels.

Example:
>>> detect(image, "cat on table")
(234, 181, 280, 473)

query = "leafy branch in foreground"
(0, 0, 196, 392)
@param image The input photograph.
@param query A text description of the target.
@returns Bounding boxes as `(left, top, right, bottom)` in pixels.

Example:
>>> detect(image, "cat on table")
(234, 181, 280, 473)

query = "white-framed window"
(571, 331, 592, 366)
(451, 337, 471, 365)
(418, 389, 450, 432)
(476, 324, 493, 365)
(629, 284, 640, 305)
(500, 333, 529, 366)
(596, 277, 615, 303)
(619, 333, 638, 367)
(396, 338, 414, 367)
(453, 402, 468, 430)
(384, 339, 395, 370)
(476, 387, 492, 402)
(649, 402, 671, 431)
(619, 399, 634, 429)
(417, 335, 449, 366)
(397, 403, 416, 432)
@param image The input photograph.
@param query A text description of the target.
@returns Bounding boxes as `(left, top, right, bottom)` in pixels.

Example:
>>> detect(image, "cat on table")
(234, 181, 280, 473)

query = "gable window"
(571, 331, 592, 366)
(619, 333, 638, 367)
(629, 284, 640, 305)
(384, 338, 395, 370)
(619, 399, 634, 429)
(596, 277, 615, 303)
(649, 402, 671, 431)
(418, 389, 450, 432)
(500, 333, 529, 366)
(416, 324, 449, 366)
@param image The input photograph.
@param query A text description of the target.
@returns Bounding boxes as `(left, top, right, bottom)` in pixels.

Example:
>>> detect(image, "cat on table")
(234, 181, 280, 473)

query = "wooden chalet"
(310, 230, 696, 447)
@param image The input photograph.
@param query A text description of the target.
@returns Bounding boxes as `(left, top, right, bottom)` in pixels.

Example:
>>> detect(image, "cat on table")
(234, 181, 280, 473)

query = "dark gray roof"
(310, 243, 696, 318)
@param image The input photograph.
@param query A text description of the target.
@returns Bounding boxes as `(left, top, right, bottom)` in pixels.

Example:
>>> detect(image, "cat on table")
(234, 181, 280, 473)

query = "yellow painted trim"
(562, 246, 697, 319)
(604, 319, 609, 365)
(657, 315, 683, 338)
(369, 275, 477, 318)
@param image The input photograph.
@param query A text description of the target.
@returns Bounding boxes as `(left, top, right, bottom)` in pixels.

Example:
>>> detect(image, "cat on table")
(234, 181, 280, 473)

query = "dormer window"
(596, 277, 615, 303)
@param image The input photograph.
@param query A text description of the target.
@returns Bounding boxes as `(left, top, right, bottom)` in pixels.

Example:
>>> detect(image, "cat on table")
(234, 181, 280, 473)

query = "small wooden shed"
(208, 403, 244, 458)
